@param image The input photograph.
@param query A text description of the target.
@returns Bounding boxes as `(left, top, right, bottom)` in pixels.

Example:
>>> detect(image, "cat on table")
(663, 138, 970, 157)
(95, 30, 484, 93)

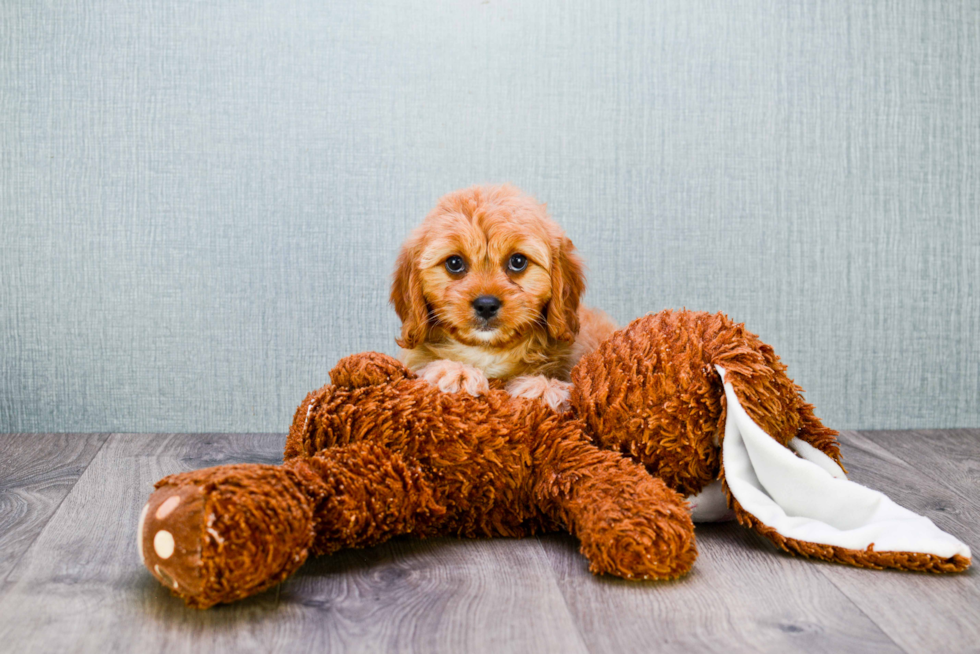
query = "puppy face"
(392, 185, 584, 350)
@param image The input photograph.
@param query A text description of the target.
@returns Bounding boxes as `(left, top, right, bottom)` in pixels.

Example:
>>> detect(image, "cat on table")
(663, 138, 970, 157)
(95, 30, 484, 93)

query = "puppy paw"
(417, 360, 490, 397)
(505, 376, 572, 412)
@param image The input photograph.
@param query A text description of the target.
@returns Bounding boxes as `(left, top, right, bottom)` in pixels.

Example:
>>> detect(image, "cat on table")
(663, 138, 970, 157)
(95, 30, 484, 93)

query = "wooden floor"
(0, 430, 977, 653)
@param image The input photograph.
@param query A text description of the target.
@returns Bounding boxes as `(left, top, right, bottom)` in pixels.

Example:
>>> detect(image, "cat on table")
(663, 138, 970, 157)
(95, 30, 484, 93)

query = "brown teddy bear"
(138, 310, 971, 609)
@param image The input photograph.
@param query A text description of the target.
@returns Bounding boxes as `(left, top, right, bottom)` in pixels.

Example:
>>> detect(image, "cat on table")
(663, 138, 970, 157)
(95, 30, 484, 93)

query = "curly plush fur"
(138, 310, 969, 609)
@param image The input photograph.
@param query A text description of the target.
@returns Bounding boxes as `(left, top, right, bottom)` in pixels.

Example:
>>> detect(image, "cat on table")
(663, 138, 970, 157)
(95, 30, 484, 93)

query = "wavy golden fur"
(391, 185, 616, 403)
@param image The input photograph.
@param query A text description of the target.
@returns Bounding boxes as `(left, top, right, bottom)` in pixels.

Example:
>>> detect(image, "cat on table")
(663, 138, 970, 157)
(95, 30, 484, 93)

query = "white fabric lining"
(788, 437, 847, 479)
(716, 365, 970, 560)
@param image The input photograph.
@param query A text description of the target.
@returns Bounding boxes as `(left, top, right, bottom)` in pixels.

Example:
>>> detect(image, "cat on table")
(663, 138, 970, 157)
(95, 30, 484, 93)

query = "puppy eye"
(508, 253, 528, 272)
(445, 255, 466, 274)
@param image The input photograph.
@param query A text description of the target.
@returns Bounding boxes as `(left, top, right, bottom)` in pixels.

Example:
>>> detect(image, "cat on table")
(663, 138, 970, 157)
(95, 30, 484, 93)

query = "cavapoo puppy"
(390, 184, 616, 410)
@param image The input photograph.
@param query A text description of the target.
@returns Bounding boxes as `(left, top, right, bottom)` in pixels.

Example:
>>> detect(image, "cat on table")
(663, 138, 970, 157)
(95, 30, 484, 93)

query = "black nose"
(472, 295, 502, 320)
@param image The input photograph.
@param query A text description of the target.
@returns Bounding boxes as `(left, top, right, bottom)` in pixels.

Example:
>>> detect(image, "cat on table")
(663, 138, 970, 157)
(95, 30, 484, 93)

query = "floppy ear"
(546, 236, 585, 343)
(390, 243, 430, 349)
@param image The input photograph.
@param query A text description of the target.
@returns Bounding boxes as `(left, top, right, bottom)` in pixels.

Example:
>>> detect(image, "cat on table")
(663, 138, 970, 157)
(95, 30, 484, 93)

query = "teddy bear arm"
(329, 351, 415, 388)
(139, 444, 450, 608)
(301, 442, 447, 554)
(533, 432, 697, 580)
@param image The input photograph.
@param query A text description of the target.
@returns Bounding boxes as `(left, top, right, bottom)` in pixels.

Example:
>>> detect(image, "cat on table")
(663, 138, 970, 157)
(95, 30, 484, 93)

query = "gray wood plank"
(0, 433, 109, 586)
(807, 431, 980, 654)
(278, 538, 589, 653)
(859, 429, 980, 506)
(0, 433, 587, 654)
(2, 430, 977, 653)
(542, 523, 902, 654)
(540, 429, 980, 653)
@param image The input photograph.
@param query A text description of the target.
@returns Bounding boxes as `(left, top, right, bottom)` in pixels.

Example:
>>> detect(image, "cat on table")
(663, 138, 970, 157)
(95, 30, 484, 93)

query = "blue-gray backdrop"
(2, 0, 978, 432)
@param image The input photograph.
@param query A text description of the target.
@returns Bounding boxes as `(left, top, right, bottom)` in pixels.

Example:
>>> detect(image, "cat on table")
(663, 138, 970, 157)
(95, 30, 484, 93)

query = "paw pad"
(153, 530, 175, 559)
(138, 484, 207, 597)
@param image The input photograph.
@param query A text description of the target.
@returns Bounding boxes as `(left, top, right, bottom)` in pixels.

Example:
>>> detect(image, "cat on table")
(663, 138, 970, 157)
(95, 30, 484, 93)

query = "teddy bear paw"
(140, 464, 317, 608)
(139, 484, 209, 599)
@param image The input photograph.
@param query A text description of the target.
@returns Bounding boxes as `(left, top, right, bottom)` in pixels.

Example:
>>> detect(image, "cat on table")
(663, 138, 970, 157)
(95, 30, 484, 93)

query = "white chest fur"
(432, 341, 522, 379)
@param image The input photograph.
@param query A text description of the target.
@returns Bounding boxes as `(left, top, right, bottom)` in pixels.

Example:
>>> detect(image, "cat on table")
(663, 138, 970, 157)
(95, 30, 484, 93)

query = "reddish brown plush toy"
(139, 310, 971, 608)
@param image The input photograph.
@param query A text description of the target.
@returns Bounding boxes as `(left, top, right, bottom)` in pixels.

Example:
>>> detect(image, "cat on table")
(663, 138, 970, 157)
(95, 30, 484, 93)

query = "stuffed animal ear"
(390, 243, 430, 350)
(546, 236, 585, 343)
(715, 366, 971, 573)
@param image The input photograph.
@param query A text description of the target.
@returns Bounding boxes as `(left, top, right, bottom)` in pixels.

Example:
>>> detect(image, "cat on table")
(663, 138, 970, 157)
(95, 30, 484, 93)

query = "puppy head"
(391, 184, 585, 349)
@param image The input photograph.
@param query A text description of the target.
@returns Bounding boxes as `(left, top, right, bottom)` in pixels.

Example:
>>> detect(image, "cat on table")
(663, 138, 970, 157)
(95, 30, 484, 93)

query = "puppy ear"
(546, 236, 585, 343)
(390, 243, 430, 349)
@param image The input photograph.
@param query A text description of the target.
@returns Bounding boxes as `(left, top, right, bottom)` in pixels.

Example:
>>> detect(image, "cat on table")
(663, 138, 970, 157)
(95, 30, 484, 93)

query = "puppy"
(390, 184, 616, 410)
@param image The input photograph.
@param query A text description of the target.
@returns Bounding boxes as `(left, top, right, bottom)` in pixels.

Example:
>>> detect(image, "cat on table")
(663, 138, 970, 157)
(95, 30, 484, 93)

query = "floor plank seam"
(0, 433, 112, 591)
(536, 540, 595, 654)
(825, 430, 976, 654)
(844, 431, 980, 544)
(2, 431, 977, 652)
(852, 431, 980, 512)
(812, 565, 915, 654)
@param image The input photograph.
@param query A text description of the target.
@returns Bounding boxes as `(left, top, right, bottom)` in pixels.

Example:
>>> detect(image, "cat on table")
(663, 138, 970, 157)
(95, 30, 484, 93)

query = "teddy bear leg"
(300, 442, 446, 554)
(139, 463, 319, 608)
(535, 437, 697, 580)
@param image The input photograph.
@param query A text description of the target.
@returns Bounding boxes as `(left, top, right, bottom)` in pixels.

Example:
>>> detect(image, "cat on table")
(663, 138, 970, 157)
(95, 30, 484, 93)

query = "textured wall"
(2, 0, 978, 432)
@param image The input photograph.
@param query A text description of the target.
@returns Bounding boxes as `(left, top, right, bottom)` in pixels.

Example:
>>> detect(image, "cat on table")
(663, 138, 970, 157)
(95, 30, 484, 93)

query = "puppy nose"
(472, 295, 502, 320)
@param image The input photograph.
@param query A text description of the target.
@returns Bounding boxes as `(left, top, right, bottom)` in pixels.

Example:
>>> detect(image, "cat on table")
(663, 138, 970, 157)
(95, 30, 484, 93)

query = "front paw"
(505, 376, 572, 412)
(417, 360, 490, 397)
